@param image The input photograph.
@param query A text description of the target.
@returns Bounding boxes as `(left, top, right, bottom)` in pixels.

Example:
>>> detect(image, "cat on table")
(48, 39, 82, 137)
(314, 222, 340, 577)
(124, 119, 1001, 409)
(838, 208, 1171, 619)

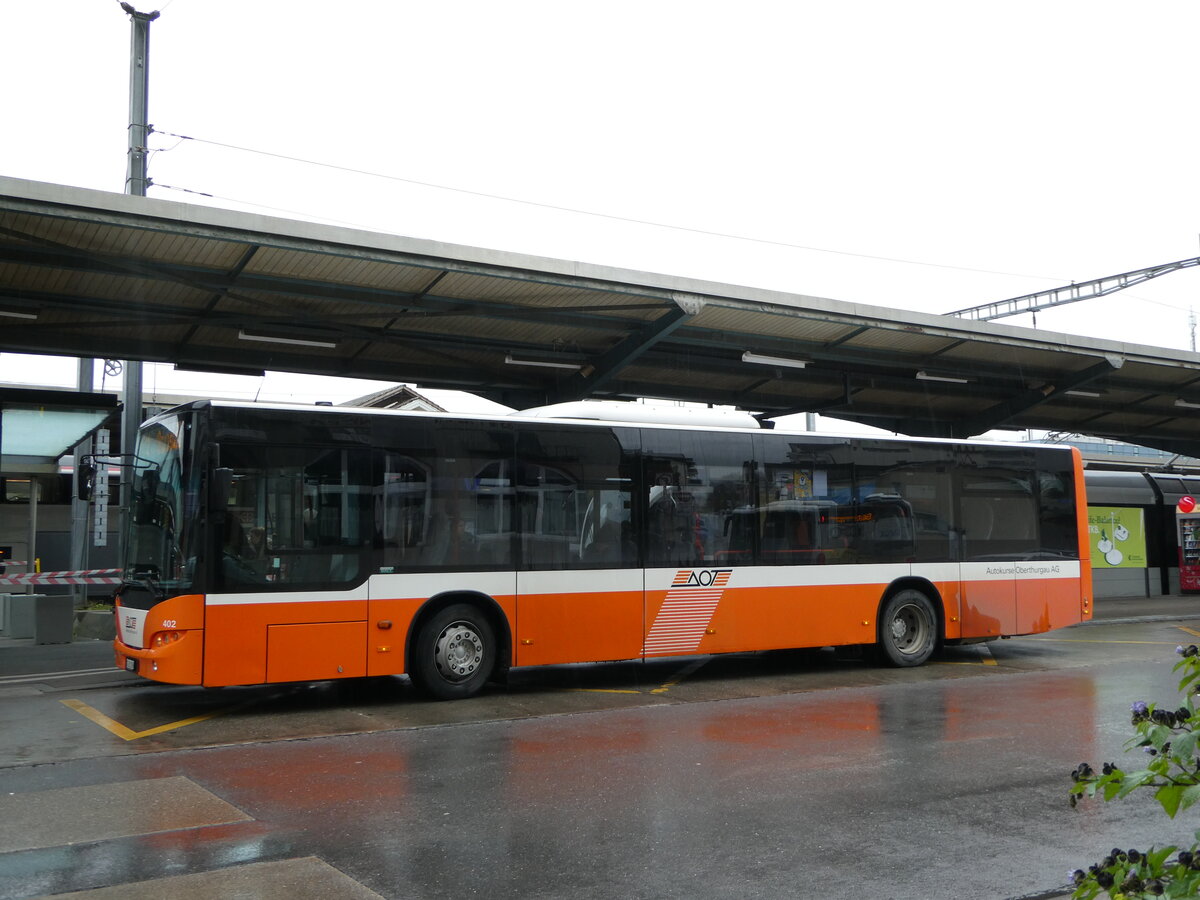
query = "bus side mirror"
(210, 467, 233, 511)
(77, 462, 95, 501)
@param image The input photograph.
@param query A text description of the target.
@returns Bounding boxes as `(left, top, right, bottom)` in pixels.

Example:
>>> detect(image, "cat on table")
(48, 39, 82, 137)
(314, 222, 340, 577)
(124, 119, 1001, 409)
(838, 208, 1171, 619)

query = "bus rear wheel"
(410, 603, 496, 700)
(877, 589, 937, 667)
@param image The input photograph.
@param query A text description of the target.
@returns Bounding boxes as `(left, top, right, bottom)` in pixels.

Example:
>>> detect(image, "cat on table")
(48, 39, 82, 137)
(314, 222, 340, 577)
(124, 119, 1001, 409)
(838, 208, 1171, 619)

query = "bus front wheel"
(877, 589, 937, 667)
(410, 603, 496, 700)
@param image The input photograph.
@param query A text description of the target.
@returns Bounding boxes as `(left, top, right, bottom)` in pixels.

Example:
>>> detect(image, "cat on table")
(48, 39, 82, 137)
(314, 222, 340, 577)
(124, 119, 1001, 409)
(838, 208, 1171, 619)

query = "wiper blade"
(123, 565, 165, 599)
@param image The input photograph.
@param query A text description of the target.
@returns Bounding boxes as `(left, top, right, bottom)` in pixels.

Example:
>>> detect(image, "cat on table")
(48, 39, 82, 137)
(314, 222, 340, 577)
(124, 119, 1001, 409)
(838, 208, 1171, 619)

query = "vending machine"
(1178, 497, 1200, 594)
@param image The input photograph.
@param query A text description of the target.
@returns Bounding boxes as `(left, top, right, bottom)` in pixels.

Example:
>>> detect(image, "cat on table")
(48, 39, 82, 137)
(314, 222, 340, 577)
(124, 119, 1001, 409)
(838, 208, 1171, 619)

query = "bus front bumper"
(115, 631, 203, 685)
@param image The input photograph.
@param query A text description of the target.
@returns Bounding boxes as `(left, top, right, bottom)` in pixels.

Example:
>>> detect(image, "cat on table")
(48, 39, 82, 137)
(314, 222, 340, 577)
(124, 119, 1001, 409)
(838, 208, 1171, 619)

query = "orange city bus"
(107, 400, 1092, 699)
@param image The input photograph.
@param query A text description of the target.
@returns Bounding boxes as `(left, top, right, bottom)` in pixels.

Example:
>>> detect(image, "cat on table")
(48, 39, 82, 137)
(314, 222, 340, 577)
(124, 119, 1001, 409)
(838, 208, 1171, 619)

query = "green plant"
(1068, 645, 1200, 898)
(81, 601, 113, 611)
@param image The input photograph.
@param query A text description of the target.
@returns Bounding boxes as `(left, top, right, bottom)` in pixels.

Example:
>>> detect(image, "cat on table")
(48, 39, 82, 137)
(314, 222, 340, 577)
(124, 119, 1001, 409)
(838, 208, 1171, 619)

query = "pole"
(25, 479, 38, 597)
(119, 5, 156, 557)
(70, 359, 94, 606)
(123, 4, 157, 197)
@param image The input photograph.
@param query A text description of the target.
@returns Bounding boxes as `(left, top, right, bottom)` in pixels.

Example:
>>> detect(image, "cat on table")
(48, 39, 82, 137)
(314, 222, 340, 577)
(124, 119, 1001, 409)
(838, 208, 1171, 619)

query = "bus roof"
(152, 398, 1079, 455)
(511, 400, 762, 428)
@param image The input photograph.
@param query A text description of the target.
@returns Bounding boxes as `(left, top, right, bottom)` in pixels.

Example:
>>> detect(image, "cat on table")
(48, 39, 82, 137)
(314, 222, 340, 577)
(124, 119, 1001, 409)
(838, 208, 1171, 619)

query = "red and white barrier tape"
(0, 568, 121, 586)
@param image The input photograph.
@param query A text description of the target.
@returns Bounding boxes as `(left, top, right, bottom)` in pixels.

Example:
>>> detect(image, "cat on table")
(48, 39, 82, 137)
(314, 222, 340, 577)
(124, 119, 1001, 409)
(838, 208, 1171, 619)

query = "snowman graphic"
(1096, 513, 1127, 566)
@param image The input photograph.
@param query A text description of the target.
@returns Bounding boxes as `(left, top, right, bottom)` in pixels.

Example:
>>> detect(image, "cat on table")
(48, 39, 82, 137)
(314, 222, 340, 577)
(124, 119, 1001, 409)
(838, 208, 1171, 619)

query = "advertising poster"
(1087, 506, 1146, 569)
(773, 469, 827, 500)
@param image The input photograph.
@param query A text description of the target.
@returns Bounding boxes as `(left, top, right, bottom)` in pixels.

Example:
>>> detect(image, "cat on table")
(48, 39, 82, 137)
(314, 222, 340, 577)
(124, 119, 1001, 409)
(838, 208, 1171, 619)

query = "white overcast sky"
(3, 0, 1199, 414)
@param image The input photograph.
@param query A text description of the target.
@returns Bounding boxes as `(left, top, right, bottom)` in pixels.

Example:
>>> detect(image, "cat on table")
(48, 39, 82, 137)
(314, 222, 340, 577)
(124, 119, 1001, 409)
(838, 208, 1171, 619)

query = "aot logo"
(644, 570, 734, 656)
(672, 568, 733, 588)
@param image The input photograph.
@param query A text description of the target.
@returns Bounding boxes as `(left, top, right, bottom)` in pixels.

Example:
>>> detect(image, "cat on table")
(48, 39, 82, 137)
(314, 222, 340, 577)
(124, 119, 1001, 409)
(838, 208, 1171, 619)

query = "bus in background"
(106, 400, 1092, 699)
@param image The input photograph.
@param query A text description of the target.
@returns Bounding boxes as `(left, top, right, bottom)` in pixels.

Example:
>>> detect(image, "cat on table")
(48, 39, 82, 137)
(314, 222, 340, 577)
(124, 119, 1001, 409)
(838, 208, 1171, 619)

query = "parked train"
(1084, 469, 1200, 598)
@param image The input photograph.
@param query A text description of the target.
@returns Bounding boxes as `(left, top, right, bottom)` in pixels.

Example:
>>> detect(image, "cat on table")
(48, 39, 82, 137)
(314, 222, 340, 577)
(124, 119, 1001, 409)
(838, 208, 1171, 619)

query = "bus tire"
(410, 603, 496, 700)
(877, 589, 937, 667)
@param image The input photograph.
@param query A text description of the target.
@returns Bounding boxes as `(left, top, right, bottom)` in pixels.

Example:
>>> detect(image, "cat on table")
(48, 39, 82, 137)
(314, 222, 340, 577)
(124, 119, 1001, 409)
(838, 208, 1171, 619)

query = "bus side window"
(958, 467, 1039, 560)
(641, 429, 755, 568)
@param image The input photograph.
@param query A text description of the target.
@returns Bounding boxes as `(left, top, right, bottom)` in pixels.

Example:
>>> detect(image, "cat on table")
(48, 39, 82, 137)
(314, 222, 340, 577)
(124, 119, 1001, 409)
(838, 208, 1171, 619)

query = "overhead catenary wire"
(149, 129, 1066, 283)
(146, 129, 1198, 317)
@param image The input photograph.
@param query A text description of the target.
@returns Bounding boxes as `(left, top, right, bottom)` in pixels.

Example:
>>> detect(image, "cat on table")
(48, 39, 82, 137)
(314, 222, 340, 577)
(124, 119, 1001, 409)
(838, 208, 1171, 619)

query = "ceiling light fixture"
(505, 354, 582, 371)
(1175, 398, 1200, 410)
(174, 362, 267, 378)
(0, 306, 39, 320)
(1065, 390, 1102, 398)
(915, 370, 969, 384)
(741, 351, 808, 370)
(238, 329, 338, 349)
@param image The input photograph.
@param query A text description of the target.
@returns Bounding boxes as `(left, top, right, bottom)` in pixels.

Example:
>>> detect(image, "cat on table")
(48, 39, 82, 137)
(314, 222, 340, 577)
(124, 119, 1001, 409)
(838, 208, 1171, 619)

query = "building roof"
(341, 384, 446, 411)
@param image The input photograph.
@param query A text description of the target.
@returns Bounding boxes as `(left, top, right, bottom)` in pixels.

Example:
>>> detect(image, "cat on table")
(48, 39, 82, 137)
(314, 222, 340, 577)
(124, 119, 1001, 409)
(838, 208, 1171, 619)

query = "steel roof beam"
(549, 301, 701, 403)
(172, 243, 262, 356)
(930, 356, 1126, 438)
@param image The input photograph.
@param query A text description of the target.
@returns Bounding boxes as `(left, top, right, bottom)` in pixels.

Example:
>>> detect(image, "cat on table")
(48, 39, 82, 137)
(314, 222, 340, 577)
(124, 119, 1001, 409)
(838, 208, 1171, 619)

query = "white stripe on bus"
(204, 560, 1083, 606)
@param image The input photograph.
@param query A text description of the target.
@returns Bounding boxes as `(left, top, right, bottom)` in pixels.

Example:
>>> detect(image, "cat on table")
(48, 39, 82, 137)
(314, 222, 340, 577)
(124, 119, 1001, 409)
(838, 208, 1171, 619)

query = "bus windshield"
(124, 414, 197, 593)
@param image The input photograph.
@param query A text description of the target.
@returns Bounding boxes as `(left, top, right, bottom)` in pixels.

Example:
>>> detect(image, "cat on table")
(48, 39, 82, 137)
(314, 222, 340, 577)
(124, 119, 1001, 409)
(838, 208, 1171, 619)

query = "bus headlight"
(152, 630, 183, 648)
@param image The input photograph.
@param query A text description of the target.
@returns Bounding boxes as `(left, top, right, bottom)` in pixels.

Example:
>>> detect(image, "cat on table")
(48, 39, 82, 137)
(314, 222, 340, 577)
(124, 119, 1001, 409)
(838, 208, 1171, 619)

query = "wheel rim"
(433, 621, 485, 682)
(889, 601, 931, 656)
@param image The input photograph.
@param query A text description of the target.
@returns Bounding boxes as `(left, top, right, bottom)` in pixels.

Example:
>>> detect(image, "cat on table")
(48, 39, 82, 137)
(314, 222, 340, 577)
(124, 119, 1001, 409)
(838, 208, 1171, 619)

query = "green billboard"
(1087, 506, 1147, 569)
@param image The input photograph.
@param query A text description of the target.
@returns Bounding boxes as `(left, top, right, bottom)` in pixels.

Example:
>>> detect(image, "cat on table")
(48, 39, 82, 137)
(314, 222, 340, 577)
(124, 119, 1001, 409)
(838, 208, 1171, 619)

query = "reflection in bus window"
(759, 501, 841, 565)
(642, 430, 754, 568)
(855, 494, 916, 563)
(757, 435, 854, 566)
(380, 453, 430, 565)
(852, 442, 954, 563)
(125, 417, 195, 588)
(960, 469, 1039, 560)
(516, 424, 637, 570)
(379, 421, 516, 571)
(217, 444, 374, 590)
(1037, 469, 1079, 557)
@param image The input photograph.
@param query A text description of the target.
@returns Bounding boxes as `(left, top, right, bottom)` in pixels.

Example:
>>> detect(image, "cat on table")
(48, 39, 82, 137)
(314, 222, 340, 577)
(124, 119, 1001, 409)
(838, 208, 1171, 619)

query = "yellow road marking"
(566, 658, 713, 695)
(60, 699, 231, 741)
(651, 658, 710, 693)
(936, 644, 999, 666)
(1177, 626, 1200, 639)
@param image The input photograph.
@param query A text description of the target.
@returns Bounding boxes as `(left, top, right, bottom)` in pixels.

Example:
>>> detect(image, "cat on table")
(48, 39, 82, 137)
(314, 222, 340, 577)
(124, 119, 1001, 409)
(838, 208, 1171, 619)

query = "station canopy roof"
(2, 175, 1200, 457)
(0, 386, 118, 474)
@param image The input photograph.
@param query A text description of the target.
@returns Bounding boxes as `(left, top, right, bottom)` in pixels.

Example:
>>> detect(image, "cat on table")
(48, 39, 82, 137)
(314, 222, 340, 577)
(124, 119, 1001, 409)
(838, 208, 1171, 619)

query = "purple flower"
(1132, 700, 1150, 716)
